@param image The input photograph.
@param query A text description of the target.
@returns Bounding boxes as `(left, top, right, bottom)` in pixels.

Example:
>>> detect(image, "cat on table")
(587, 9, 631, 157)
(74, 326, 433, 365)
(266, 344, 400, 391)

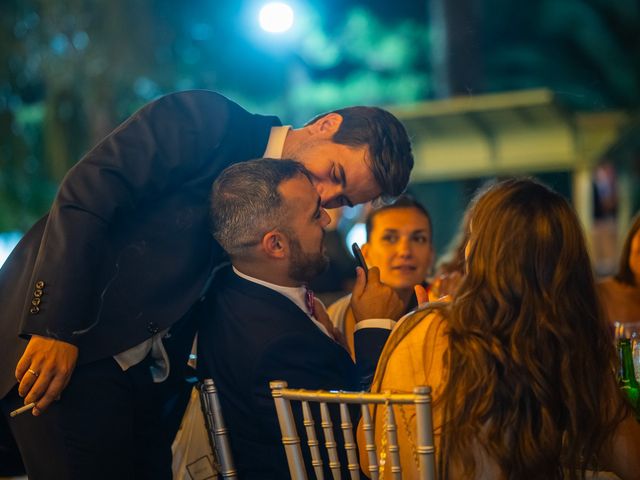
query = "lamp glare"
(259, 2, 294, 33)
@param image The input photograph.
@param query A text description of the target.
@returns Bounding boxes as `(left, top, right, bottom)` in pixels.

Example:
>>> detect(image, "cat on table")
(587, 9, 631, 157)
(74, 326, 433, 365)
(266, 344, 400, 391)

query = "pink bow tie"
(304, 286, 316, 317)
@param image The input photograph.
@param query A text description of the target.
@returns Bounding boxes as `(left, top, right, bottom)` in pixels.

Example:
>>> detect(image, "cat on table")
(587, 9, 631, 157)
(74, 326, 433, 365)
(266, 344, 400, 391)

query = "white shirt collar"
(232, 266, 332, 338)
(263, 126, 292, 159)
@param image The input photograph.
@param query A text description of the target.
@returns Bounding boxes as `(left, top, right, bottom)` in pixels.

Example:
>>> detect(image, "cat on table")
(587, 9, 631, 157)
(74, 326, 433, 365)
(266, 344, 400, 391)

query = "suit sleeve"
(21, 91, 233, 343)
(353, 326, 390, 390)
(253, 333, 354, 394)
(251, 327, 390, 406)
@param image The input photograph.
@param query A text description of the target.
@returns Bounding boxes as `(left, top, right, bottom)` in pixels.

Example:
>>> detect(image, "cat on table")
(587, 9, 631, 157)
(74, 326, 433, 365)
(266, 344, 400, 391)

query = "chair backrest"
(199, 378, 238, 480)
(270, 381, 435, 480)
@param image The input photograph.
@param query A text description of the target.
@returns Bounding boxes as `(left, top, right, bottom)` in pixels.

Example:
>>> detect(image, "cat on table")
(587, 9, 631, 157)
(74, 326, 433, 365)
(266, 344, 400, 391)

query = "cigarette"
(10, 402, 37, 417)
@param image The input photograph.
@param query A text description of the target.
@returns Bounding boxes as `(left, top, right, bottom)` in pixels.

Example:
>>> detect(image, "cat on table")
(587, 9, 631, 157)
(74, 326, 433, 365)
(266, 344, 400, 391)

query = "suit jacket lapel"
(223, 268, 339, 343)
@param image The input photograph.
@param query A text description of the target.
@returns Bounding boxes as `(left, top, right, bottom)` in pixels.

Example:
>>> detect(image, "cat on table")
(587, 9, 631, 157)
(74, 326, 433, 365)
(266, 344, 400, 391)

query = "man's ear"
(308, 113, 343, 138)
(261, 230, 288, 259)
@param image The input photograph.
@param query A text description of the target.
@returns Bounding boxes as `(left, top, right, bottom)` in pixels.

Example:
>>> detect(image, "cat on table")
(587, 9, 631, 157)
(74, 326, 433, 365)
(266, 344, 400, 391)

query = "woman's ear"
(261, 230, 288, 259)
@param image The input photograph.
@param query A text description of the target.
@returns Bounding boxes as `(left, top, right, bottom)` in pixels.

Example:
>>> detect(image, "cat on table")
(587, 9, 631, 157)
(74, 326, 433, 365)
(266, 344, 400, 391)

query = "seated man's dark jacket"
(0, 91, 280, 398)
(197, 266, 390, 479)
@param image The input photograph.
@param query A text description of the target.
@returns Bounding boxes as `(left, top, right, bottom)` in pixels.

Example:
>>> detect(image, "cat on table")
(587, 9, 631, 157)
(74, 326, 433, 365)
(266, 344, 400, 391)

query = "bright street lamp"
(259, 2, 294, 33)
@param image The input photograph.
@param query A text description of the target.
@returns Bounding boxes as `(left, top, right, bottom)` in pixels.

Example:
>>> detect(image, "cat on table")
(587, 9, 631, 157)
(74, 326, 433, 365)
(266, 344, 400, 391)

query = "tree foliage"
(0, 0, 638, 231)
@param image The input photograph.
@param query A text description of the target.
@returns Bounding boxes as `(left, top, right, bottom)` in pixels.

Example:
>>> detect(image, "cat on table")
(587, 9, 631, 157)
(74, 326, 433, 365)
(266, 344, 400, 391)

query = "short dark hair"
(365, 194, 432, 241)
(614, 211, 640, 286)
(210, 159, 310, 258)
(306, 106, 414, 200)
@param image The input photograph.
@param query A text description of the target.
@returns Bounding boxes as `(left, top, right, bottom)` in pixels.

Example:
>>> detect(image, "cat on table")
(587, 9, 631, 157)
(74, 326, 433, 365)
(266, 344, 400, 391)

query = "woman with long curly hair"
(362, 178, 640, 479)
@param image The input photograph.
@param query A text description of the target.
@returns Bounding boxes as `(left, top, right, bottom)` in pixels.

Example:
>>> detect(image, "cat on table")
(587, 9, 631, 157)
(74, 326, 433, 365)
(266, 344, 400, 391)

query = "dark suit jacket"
(0, 91, 280, 397)
(197, 266, 390, 480)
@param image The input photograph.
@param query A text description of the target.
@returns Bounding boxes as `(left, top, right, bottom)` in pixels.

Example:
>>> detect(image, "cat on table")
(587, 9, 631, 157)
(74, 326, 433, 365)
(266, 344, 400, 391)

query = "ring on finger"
(27, 368, 39, 378)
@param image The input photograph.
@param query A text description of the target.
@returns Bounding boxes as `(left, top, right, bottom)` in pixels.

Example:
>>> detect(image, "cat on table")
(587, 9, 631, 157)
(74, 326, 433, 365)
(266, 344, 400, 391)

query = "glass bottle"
(618, 338, 640, 420)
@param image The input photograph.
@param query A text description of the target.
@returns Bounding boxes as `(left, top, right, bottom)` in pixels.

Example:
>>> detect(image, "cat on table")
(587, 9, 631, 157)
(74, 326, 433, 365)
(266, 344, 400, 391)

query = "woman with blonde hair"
(363, 178, 640, 479)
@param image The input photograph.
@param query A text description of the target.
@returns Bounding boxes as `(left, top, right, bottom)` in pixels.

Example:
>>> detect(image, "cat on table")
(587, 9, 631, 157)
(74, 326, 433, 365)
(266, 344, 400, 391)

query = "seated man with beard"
(197, 159, 404, 479)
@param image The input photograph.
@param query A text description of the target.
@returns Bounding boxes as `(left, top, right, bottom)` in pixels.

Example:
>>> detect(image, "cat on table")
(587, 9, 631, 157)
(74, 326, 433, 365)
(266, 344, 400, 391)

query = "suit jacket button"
(35, 281, 45, 289)
(34, 289, 43, 298)
(147, 322, 159, 334)
(30, 306, 40, 314)
(31, 298, 41, 306)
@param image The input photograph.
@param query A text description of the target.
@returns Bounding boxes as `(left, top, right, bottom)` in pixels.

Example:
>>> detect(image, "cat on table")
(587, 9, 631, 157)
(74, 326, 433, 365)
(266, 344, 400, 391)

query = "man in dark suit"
(198, 159, 405, 479)
(0, 90, 413, 479)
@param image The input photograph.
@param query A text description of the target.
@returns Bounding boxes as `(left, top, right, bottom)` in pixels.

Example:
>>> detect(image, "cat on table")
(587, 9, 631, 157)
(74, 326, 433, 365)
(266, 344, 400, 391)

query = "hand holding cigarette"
(15, 335, 78, 415)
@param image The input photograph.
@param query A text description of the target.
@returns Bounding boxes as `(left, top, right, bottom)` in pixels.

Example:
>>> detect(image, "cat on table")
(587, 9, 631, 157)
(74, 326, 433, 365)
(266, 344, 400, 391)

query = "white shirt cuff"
(354, 318, 396, 331)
